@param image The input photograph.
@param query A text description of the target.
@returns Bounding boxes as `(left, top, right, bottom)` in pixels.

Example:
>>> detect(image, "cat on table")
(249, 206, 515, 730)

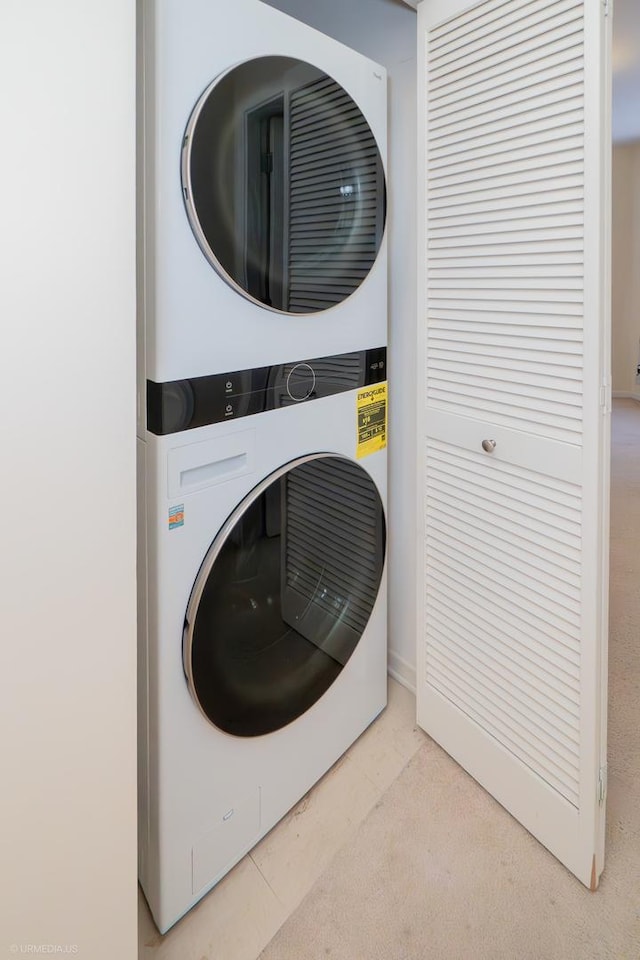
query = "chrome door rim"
(180, 58, 387, 317)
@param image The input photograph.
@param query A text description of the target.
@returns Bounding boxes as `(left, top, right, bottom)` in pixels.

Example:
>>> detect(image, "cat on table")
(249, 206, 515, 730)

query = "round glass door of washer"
(183, 455, 386, 737)
(181, 56, 386, 314)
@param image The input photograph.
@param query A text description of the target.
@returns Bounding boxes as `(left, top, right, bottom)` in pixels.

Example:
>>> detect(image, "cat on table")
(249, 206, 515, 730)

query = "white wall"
(612, 141, 640, 398)
(263, 0, 419, 688)
(0, 4, 138, 959)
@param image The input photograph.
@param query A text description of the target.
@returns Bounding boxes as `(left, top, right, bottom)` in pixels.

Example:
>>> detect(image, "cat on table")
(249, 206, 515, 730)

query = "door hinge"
(603, 0, 612, 17)
(600, 377, 611, 414)
(598, 765, 607, 805)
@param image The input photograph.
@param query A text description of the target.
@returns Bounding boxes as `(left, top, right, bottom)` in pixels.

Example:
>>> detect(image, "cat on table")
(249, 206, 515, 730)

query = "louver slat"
(429, 107, 583, 153)
(429, 0, 579, 57)
(425, 489, 581, 573)
(430, 1, 582, 72)
(427, 564, 580, 673)
(429, 179, 583, 212)
(281, 459, 384, 653)
(286, 502, 379, 555)
(430, 30, 582, 99)
(289, 150, 378, 180)
(430, 46, 582, 113)
(429, 123, 584, 169)
(423, 0, 588, 813)
(290, 177, 380, 203)
(425, 450, 584, 804)
(288, 75, 384, 312)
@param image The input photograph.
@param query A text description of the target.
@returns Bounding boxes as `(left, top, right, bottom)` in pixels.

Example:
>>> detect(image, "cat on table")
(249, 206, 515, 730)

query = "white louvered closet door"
(416, 0, 611, 888)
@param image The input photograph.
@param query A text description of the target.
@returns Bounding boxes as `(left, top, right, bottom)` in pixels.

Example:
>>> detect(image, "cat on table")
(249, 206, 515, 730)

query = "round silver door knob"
(481, 439, 497, 453)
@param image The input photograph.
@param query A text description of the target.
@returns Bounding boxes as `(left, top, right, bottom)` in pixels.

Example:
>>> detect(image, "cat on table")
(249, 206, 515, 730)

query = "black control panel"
(147, 347, 387, 436)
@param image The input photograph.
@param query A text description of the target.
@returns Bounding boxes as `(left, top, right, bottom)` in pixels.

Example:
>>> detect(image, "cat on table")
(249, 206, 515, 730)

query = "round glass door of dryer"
(181, 56, 386, 314)
(183, 455, 386, 737)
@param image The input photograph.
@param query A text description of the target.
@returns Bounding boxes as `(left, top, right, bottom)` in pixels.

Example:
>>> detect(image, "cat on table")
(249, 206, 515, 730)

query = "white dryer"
(138, 0, 388, 433)
(137, 353, 388, 932)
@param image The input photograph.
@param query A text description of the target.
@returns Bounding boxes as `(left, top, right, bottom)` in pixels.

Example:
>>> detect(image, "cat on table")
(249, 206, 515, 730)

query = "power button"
(286, 363, 316, 402)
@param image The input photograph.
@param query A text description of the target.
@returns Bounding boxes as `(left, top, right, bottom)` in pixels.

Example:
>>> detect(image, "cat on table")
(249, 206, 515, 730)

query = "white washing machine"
(138, 357, 388, 932)
(138, 0, 388, 437)
(137, 0, 389, 934)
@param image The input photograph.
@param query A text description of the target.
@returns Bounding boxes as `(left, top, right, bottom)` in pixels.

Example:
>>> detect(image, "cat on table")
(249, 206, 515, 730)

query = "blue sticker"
(169, 504, 184, 529)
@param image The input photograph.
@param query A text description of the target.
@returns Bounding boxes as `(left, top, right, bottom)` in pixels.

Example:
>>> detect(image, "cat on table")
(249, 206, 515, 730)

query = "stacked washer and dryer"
(137, 0, 389, 933)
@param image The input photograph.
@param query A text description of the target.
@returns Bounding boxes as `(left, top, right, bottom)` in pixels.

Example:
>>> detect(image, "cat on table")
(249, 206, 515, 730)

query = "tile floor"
(138, 677, 425, 960)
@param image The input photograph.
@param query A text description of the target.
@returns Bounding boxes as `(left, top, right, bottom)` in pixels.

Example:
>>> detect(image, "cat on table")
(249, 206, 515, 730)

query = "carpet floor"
(259, 400, 640, 960)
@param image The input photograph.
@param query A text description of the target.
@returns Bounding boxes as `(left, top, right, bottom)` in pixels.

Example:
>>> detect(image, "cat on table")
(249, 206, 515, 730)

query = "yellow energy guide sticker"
(356, 382, 387, 458)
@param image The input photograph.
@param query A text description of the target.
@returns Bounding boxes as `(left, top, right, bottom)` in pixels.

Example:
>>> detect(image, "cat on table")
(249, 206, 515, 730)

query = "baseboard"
(387, 650, 416, 694)
(612, 391, 640, 402)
